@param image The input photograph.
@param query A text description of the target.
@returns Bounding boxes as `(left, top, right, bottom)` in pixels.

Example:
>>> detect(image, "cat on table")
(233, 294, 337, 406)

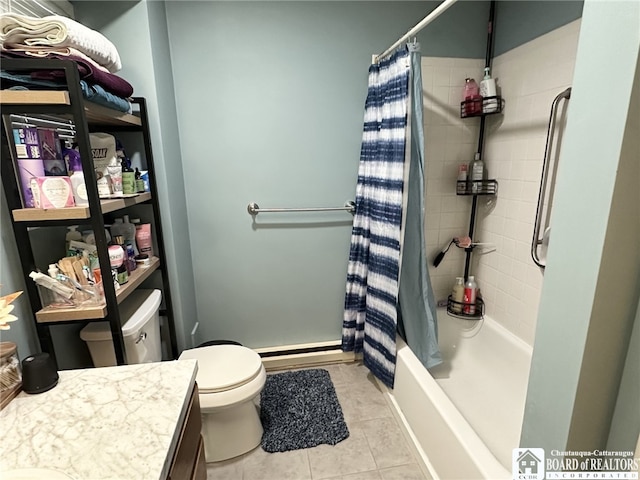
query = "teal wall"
(494, 1, 584, 56)
(163, 1, 486, 348)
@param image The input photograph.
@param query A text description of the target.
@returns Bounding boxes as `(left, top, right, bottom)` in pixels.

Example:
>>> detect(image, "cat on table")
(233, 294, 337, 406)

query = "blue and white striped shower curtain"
(342, 46, 441, 388)
(342, 48, 411, 388)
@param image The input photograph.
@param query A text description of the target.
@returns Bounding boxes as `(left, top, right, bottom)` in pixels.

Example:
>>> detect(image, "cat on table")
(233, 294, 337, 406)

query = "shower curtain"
(397, 44, 442, 371)
(342, 46, 441, 388)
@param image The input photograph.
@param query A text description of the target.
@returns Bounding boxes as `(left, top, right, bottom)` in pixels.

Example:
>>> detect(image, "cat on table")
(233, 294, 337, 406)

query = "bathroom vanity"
(0, 359, 206, 480)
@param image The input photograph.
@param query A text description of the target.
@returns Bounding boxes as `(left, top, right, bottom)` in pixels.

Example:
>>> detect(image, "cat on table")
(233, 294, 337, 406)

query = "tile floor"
(206, 362, 429, 480)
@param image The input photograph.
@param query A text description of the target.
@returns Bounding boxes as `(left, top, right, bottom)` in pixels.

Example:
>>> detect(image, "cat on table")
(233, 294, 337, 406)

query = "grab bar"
(531, 87, 571, 268)
(247, 200, 356, 216)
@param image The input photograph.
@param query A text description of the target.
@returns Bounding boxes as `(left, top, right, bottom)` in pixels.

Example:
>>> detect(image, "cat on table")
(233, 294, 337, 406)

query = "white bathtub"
(383, 310, 532, 479)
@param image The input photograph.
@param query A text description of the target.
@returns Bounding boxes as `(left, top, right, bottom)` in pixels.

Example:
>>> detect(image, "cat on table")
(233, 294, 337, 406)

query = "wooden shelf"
(35, 256, 160, 323)
(0, 90, 141, 127)
(12, 192, 152, 222)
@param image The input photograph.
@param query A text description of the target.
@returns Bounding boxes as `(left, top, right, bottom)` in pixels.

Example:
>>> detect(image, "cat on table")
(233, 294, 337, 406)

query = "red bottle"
(463, 78, 482, 115)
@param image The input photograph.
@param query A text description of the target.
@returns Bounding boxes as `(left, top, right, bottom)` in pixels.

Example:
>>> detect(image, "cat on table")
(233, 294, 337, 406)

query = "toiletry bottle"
(463, 276, 478, 315)
(122, 215, 138, 269)
(121, 158, 135, 195)
(108, 244, 128, 285)
(66, 225, 82, 251)
(110, 218, 125, 240)
(451, 277, 465, 313)
(470, 153, 484, 193)
(463, 78, 481, 115)
(480, 67, 498, 113)
(48, 264, 59, 279)
(64, 144, 89, 206)
(135, 168, 145, 193)
(135, 223, 154, 258)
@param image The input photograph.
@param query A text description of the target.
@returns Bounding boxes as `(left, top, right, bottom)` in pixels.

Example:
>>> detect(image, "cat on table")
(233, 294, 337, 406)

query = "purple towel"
(1, 50, 133, 98)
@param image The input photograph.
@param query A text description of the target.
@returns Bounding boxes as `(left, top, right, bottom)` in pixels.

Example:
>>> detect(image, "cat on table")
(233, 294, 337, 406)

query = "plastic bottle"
(463, 78, 482, 115)
(463, 276, 478, 315)
(451, 277, 465, 313)
(108, 244, 128, 285)
(135, 168, 145, 193)
(470, 153, 484, 193)
(110, 218, 125, 240)
(121, 158, 135, 195)
(135, 223, 154, 258)
(122, 215, 138, 270)
(66, 225, 82, 251)
(480, 67, 498, 113)
(48, 264, 59, 279)
(64, 145, 89, 206)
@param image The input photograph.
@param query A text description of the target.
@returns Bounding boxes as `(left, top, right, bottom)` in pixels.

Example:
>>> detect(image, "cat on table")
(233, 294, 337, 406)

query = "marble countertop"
(0, 359, 198, 480)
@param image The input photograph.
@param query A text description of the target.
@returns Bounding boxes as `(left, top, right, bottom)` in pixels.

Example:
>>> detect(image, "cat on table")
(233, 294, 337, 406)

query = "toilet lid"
(179, 345, 263, 393)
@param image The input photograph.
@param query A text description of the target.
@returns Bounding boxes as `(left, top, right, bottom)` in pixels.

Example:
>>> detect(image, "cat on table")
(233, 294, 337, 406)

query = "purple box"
(37, 128, 63, 161)
(17, 159, 45, 208)
(13, 128, 41, 159)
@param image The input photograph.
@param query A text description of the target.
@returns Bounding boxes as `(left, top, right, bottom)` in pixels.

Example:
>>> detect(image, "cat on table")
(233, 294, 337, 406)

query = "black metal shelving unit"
(0, 58, 177, 367)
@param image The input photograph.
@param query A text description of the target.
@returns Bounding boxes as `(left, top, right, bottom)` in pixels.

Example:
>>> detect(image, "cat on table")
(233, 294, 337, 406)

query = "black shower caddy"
(446, 0, 502, 321)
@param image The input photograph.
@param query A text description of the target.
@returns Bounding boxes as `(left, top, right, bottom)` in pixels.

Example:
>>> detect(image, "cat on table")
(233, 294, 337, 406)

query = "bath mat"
(260, 368, 349, 453)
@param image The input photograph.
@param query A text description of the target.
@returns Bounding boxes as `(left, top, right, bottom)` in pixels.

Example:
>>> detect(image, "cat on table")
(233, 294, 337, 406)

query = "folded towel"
(0, 13, 121, 72)
(2, 47, 134, 98)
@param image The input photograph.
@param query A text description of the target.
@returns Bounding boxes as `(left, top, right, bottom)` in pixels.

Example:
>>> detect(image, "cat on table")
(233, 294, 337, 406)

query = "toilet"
(178, 344, 266, 462)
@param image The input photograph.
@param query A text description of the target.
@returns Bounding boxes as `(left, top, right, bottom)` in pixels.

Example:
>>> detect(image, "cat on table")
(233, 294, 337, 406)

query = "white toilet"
(178, 344, 266, 462)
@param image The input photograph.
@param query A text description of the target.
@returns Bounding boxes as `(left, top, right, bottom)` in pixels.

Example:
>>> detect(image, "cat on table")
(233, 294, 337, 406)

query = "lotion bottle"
(480, 67, 498, 113)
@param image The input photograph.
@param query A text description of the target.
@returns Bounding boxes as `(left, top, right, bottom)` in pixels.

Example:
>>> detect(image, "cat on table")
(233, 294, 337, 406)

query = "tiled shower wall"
(422, 20, 580, 345)
(461, 20, 580, 345)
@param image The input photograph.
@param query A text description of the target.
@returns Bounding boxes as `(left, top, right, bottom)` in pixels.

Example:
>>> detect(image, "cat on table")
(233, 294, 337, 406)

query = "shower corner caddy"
(459, 95, 504, 119)
(456, 179, 498, 196)
(446, 296, 485, 320)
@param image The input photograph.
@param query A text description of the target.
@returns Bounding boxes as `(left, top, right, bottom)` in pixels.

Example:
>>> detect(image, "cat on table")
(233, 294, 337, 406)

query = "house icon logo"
(512, 448, 545, 480)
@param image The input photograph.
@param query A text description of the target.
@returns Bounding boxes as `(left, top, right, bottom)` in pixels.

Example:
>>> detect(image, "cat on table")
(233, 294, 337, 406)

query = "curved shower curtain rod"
(374, 0, 458, 63)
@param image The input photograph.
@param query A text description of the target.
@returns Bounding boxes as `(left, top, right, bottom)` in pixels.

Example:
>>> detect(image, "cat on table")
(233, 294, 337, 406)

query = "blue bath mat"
(260, 368, 349, 452)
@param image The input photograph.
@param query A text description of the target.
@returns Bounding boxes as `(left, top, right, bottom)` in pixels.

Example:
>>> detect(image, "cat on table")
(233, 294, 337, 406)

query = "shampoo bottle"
(451, 277, 465, 313)
(463, 276, 478, 315)
(480, 67, 498, 113)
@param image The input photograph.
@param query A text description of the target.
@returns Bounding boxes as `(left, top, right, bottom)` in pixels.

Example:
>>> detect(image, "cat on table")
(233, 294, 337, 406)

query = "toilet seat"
(179, 345, 267, 410)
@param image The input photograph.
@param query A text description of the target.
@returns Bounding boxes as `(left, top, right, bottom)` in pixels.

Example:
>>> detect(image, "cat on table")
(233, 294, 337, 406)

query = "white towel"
(0, 13, 121, 72)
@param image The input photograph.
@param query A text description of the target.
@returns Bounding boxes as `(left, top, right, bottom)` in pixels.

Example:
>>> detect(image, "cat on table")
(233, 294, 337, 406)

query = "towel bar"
(247, 201, 355, 216)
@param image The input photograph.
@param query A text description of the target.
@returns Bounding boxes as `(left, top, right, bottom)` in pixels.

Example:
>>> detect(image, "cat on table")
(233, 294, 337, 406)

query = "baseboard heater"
(253, 340, 358, 371)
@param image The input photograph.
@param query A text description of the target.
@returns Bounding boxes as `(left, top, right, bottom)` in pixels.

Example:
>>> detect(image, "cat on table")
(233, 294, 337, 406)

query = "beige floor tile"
(334, 378, 393, 424)
(205, 454, 244, 480)
(359, 417, 415, 469)
(307, 425, 377, 479)
(321, 363, 350, 387)
(242, 447, 311, 480)
(339, 469, 383, 480)
(379, 463, 428, 480)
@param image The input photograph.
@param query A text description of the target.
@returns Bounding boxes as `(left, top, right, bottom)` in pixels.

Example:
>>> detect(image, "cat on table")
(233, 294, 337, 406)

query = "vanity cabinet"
(169, 384, 207, 480)
(0, 58, 177, 365)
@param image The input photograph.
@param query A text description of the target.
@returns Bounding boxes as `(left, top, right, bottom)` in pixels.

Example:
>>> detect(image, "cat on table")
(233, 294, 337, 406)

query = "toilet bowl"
(178, 344, 266, 462)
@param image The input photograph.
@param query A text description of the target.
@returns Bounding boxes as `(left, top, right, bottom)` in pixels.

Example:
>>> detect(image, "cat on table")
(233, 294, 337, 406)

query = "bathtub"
(383, 310, 532, 479)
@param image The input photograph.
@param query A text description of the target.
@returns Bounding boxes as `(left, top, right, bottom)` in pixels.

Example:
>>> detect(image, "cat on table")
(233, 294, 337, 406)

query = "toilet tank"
(80, 289, 163, 366)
